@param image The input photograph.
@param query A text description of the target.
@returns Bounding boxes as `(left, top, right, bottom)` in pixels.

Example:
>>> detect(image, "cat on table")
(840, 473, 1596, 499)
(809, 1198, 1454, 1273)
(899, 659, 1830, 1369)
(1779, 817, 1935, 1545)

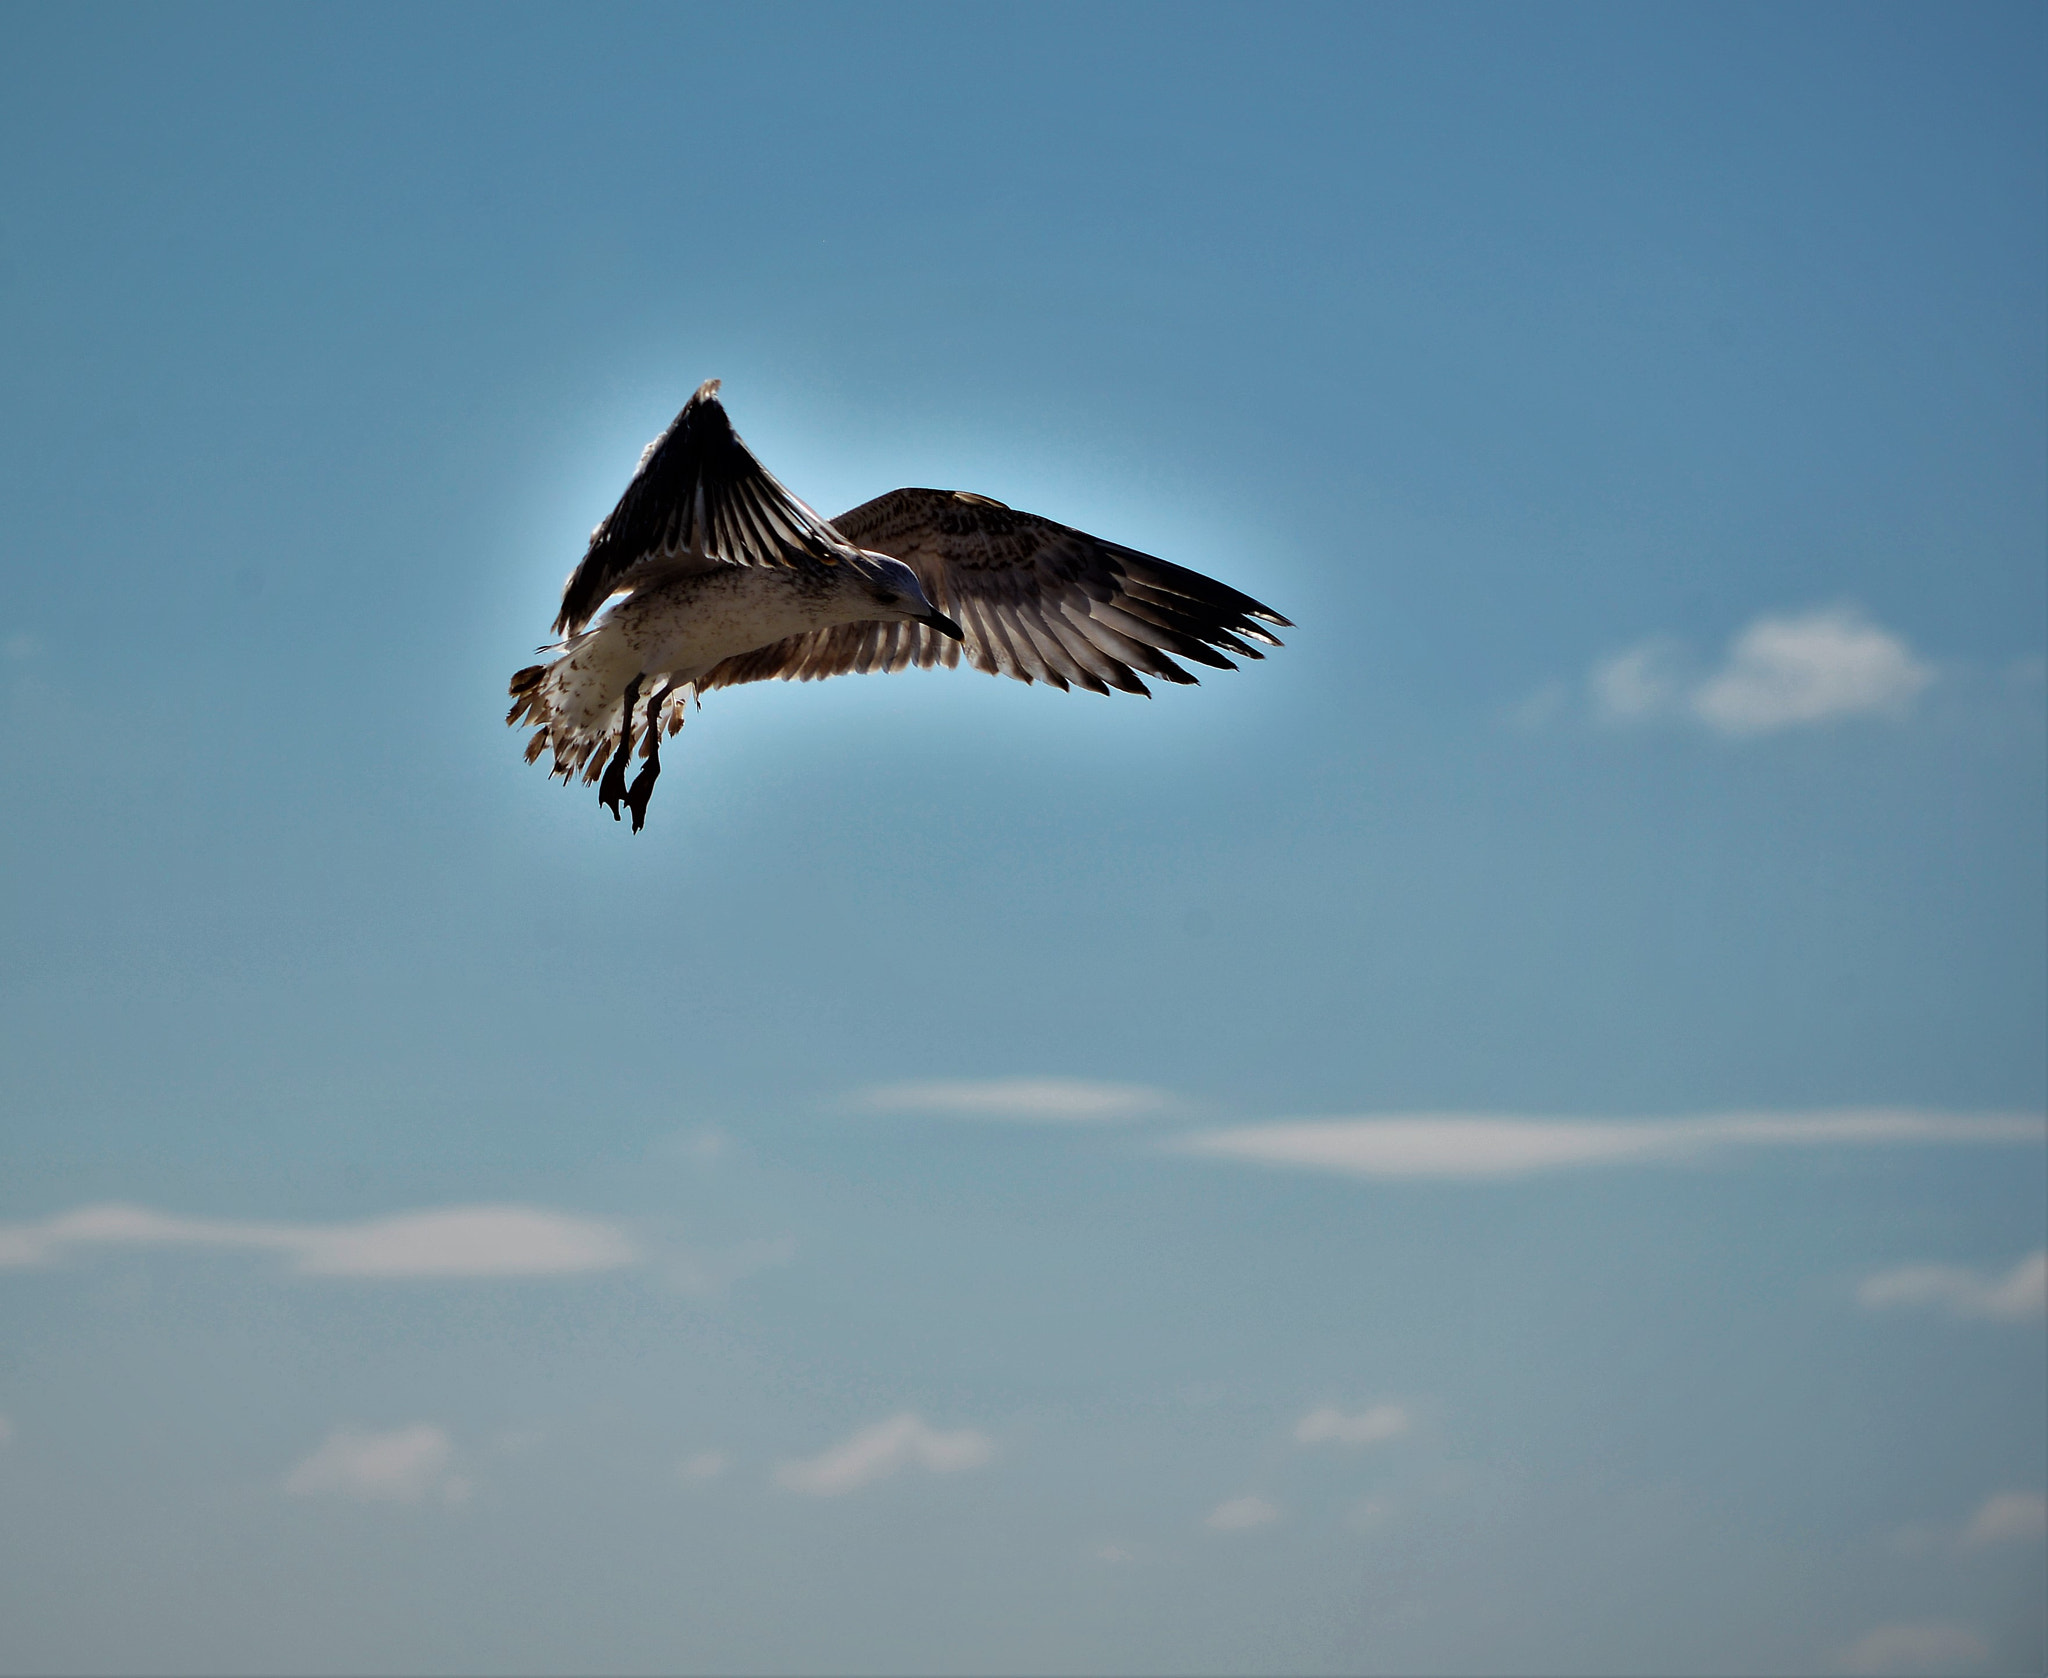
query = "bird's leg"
(597, 673, 643, 822)
(623, 680, 676, 834)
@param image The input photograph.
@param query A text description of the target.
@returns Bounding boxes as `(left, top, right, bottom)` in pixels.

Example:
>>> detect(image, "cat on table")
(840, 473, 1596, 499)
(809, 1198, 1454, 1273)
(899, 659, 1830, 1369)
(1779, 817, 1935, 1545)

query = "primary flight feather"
(508, 380, 1291, 829)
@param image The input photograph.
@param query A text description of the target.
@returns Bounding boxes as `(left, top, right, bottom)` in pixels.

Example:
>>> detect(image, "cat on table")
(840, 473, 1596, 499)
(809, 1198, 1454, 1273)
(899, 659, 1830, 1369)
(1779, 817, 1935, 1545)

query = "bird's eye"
(875, 591, 900, 605)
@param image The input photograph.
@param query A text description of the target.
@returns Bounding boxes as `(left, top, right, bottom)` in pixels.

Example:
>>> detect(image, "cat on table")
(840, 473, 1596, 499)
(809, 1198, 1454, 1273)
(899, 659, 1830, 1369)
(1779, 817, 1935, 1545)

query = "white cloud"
(1178, 1110, 2043, 1182)
(1205, 1494, 1280, 1532)
(1587, 606, 1933, 736)
(284, 1425, 469, 1505)
(1838, 1622, 1989, 1675)
(1962, 1490, 2047, 1549)
(1692, 607, 1932, 734)
(0, 1203, 637, 1278)
(680, 1450, 728, 1482)
(857, 1077, 1172, 1123)
(773, 1414, 992, 1496)
(1858, 1251, 2046, 1324)
(1295, 1403, 1410, 1446)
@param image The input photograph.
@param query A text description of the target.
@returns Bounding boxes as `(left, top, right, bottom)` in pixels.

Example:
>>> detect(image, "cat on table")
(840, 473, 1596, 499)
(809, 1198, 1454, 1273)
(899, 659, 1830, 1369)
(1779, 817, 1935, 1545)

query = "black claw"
(622, 680, 678, 834)
(597, 674, 642, 822)
(597, 757, 628, 820)
(624, 753, 660, 832)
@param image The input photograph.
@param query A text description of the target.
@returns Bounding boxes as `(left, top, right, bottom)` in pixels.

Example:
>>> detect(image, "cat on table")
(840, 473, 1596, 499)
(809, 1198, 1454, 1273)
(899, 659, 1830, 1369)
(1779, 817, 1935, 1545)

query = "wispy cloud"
(1591, 638, 1688, 721)
(663, 1235, 797, 1298)
(1295, 1404, 1410, 1446)
(1892, 1489, 2048, 1556)
(1580, 606, 1934, 736)
(0, 1203, 637, 1278)
(1205, 1494, 1281, 1532)
(773, 1414, 992, 1496)
(1858, 1251, 2046, 1324)
(856, 1077, 1173, 1123)
(1177, 1111, 2043, 1182)
(1837, 1622, 1990, 1676)
(284, 1425, 470, 1505)
(1963, 1490, 2047, 1549)
(680, 1450, 728, 1483)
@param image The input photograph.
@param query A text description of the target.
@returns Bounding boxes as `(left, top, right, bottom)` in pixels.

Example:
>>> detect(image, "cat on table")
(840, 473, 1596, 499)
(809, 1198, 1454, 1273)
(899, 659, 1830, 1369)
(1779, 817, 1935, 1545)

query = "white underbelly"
(543, 568, 852, 732)
(625, 567, 846, 673)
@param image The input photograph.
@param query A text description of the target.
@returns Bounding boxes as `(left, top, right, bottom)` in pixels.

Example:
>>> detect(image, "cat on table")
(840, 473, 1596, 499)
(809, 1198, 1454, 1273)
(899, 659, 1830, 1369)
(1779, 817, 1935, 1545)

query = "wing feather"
(970, 590, 1034, 681)
(1007, 608, 1078, 691)
(1078, 604, 1200, 685)
(551, 380, 861, 636)
(1086, 598, 1238, 671)
(696, 486, 1289, 700)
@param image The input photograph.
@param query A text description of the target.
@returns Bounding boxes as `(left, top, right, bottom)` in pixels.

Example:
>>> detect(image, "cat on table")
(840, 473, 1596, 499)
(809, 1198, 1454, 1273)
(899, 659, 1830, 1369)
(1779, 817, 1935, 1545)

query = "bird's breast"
(619, 565, 856, 675)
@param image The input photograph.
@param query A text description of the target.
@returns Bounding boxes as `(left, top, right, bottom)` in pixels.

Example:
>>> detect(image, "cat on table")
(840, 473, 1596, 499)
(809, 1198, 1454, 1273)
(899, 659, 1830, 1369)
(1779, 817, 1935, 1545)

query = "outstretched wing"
(699, 488, 1291, 697)
(552, 379, 863, 636)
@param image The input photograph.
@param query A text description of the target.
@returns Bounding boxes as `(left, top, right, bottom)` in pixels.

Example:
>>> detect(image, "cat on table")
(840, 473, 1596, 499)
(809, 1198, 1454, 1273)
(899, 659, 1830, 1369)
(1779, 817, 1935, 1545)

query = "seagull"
(508, 380, 1291, 830)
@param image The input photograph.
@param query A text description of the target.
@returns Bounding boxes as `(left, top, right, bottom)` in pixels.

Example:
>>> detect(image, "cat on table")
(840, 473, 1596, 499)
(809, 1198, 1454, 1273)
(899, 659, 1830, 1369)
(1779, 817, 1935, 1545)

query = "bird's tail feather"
(506, 657, 691, 785)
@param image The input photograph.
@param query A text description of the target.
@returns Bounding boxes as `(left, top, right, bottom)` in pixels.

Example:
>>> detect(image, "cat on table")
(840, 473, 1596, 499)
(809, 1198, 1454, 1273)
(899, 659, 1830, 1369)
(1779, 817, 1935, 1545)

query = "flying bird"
(509, 381, 1291, 829)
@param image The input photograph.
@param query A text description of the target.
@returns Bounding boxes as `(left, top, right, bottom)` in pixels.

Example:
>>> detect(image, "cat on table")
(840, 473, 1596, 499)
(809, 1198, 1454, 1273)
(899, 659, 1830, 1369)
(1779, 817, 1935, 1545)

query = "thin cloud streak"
(1295, 1404, 1410, 1446)
(1858, 1251, 2046, 1323)
(0, 1203, 638, 1277)
(773, 1414, 992, 1496)
(1838, 1623, 1991, 1676)
(857, 1077, 1172, 1123)
(1177, 1111, 2045, 1182)
(1205, 1495, 1281, 1532)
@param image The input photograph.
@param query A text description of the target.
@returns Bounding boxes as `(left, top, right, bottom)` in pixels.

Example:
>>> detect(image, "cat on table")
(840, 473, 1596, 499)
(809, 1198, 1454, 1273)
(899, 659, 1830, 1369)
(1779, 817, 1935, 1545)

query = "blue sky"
(1, 5, 2043, 1674)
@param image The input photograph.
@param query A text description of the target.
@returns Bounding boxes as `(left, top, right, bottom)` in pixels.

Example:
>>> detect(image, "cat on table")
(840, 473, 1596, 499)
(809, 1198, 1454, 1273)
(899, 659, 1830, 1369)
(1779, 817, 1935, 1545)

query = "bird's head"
(852, 552, 964, 640)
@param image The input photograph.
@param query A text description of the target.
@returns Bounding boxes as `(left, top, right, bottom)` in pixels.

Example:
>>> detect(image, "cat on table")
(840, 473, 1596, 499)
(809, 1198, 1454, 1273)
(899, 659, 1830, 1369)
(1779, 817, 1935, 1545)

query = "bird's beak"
(921, 609, 965, 641)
